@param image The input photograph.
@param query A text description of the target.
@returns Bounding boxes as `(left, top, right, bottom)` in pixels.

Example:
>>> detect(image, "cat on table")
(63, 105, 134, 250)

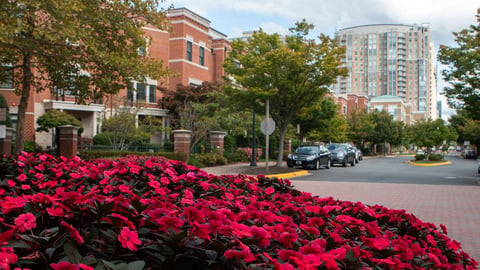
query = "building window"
(186, 41, 192, 61)
(149, 85, 156, 103)
(137, 83, 146, 101)
(126, 82, 134, 105)
(126, 81, 157, 105)
(0, 65, 14, 89)
(199, 47, 205, 66)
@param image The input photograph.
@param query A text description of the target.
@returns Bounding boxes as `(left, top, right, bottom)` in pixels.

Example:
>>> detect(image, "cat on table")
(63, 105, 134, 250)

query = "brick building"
(0, 7, 230, 150)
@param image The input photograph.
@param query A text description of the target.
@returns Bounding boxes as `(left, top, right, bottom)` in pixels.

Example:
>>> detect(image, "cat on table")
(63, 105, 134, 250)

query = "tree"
(0, 0, 169, 153)
(410, 119, 457, 149)
(36, 110, 83, 133)
(437, 9, 480, 120)
(368, 110, 397, 153)
(348, 109, 374, 149)
(295, 97, 338, 142)
(101, 110, 149, 150)
(224, 20, 347, 166)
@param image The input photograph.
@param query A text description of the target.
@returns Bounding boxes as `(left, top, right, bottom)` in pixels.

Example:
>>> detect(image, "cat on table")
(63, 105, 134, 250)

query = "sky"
(164, 0, 479, 120)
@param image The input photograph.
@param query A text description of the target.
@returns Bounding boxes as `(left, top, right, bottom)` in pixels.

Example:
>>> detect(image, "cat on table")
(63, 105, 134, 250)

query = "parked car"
(352, 147, 362, 163)
(327, 143, 356, 167)
(464, 149, 476, 159)
(478, 158, 480, 174)
(416, 149, 425, 155)
(287, 145, 331, 170)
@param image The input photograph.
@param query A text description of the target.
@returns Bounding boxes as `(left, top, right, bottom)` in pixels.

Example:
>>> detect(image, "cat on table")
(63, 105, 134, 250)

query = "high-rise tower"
(334, 24, 436, 120)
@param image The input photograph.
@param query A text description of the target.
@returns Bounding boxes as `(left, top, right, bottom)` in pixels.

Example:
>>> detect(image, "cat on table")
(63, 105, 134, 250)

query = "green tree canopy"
(0, 0, 169, 153)
(437, 9, 480, 120)
(369, 110, 397, 146)
(294, 97, 338, 141)
(36, 110, 83, 133)
(348, 109, 374, 148)
(410, 119, 457, 149)
(224, 20, 347, 166)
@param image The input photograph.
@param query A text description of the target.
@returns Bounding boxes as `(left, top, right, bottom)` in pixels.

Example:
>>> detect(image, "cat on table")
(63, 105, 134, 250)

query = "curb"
(265, 170, 310, 179)
(407, 160, 451, 167)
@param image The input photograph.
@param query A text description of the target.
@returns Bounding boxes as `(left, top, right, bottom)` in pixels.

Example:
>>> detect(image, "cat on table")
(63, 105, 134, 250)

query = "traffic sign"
(260, 118, 275, 135)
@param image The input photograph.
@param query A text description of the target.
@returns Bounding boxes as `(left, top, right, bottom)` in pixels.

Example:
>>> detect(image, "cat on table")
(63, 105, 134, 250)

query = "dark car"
(287, 145, 331, 170)
(327, 143, 356, 167)
(465, 150, 476, 159)
(352, 147, 363, 163)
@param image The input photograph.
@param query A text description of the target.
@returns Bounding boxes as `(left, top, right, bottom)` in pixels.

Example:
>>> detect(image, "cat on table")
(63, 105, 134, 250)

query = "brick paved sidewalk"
(291, 181, 480, 262)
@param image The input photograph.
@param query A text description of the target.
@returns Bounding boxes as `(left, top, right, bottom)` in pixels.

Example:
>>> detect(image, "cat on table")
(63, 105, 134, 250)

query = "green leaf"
(81, 255, 98, 265)
(128, 261, 146, 270)
(101, 260, 118, 270)
(64, 239, 82, 264)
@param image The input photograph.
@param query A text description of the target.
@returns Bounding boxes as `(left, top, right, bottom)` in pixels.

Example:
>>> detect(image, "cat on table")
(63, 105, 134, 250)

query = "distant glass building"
(333, 24, 437, 120)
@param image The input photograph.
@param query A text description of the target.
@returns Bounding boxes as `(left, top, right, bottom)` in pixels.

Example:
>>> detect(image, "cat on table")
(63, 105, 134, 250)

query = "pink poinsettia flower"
(224, 241, 256, 263)
(61, 221, 84, 244)
(17, 174, 27, 182)
(118, 226, 142, 251)
(0, 248, 18, 270)
(50, 261, 79, 270)
(157, 216, 184, 232)
(14, 213, 36, 232)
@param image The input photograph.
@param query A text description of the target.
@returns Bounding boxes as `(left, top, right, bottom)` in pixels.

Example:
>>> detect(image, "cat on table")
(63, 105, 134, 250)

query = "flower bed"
(0, 153, 477, 269)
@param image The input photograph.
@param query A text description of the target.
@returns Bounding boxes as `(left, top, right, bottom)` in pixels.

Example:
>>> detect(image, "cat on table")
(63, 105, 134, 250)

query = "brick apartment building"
(0, 7, 231, 150)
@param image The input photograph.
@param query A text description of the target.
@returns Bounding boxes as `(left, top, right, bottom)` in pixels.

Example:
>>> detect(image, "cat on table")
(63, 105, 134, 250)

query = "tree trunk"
(276, 124, 287, 167)
(15, 53, 33, 154)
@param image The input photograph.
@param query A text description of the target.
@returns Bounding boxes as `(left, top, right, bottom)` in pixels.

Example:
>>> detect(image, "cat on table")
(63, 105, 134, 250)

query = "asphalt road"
(294, 154, 480, 186)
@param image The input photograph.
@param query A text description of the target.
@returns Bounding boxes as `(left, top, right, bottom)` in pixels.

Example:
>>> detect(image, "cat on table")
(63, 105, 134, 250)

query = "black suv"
(287, 145, 331, 170)
(327, 143, 356, 167)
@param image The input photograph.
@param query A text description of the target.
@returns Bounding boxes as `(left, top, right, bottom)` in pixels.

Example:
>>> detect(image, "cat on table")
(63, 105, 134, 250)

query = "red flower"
(50, 261, 79, 270)
(14, 213, 36, 232)
(61, 221, 84, 244)
(118, 226, 142, 251)
(157, 216, 184, 232)
(47, 206, 65, 217)
(0, 248, 18, 270)
(265, 187, 275, 195)
(224, 241, 256, 263)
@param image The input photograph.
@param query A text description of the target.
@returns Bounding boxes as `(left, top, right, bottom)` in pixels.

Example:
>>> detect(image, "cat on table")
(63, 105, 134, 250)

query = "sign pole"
(266, 99, 269, 173)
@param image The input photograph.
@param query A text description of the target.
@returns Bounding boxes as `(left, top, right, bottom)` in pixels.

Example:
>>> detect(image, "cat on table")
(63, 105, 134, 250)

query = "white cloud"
(168, 0, 478, 43)
(258, 22, 290, 35)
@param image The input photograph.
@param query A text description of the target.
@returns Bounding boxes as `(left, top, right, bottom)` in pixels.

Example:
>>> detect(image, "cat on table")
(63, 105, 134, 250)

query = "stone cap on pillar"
(172, 129, 192, 134)
(58, 125, 79, 135)
(209, 131, 226, 137)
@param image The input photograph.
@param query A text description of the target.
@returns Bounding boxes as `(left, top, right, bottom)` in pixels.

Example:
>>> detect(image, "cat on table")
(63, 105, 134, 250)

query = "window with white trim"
(126, 81, 157, 105)
(186, 41, 193, 61)
(199, 47, 205, 66)
(0, 65, 14, 89)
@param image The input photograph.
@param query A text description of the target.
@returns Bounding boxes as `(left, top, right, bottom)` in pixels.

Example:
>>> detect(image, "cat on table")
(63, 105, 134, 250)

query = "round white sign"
(260, 118, 275, 135)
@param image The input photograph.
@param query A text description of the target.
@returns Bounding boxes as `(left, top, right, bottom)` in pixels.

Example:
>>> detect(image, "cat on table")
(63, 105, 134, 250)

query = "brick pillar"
(173, 130, 192, 159)
(209, 131, 226, 154)
(0, 128, 13, 156)
(285, 139, 292, 153)
(58, 125, 79, 158)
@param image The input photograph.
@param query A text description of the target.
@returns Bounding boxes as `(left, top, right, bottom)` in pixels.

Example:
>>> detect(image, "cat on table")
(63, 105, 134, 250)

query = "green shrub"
(223, 135, 236, 152)
(415, 154, 425, 161)
(428, 153, 443, 161)
(23, 141, 39, 153)
(92, 132, 113, 145)
(224, 150, 250, 163)
(191, 152, 227, 167)
(79, 150, 188, 162)
(187, 157, 204, 168)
